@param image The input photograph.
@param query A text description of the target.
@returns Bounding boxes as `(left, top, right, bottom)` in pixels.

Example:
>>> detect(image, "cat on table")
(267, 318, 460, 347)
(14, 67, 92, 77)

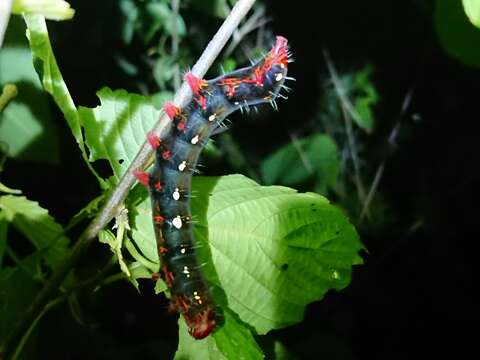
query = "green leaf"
(0, 195, 70, 269)
(79, 87, 161, 182)
(0, 182, 22, 195)
(119, 0, 139, 44)
(175, 309, 263, 360)
(189, 175, 362, 334)
(463, 0, 480, 28)
(435, 0, 480, 68)
(23, 14, 104, 184)
(0, 18, 60, 164)
(12, 0, 75, 20)
(153, 55, 177, 89)
(261, 134, 340, 194)
(0, 261, 41, 344)
(190, 0, 230, 19)
(353, 65, 378, 132)
(144, 2, 186, 42)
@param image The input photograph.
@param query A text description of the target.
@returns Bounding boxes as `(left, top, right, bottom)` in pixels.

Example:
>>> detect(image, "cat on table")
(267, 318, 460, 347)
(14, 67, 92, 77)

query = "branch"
(0, 0, 14, 48)
(0, 0, 256, 357)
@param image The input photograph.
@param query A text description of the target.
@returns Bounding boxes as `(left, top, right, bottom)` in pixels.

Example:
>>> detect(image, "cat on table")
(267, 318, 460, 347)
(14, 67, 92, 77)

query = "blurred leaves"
(0, 17, 59, 164)
(12, 0, 75, 21)
(261, 134, 340, 195)
(463, 0, 480, 28)
(436, 0, 480, 68)
(0, 194, 70, 269)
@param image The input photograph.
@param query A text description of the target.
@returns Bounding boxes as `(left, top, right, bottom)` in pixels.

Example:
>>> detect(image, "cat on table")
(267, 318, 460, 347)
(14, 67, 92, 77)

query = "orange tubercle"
(147, 131, 161, 150)
(164, 102, 180, 120)
(133, 170, 149, 186)
(184, 72, 207, 94)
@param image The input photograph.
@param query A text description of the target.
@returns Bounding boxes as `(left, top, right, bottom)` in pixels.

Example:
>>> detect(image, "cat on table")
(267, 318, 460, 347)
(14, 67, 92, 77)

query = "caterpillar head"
(215, 36, 291, 107)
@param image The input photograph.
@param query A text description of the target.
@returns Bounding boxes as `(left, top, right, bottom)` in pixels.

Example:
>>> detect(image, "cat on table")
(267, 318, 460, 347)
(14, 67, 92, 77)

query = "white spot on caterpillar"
(180, 247, 186, 254)
(172, 215, 182, 229)
(208, 113, 216, 122)
(234, 101, 239, 105)
(172, 188, 180, 200)
(191, 135, 199, 144)
(275, 73, 283, 81)
(178, 160, 187, 172)
(183, 265, 190, 277)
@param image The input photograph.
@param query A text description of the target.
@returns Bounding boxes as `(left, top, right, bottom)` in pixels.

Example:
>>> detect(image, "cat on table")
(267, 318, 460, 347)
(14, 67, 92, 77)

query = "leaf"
(463, 0, 480, 28)
(98, 229, 131, 278)
(23, 14, 105, 184)
(12, 0, 75, 20)
(190, 0, 230, 19)
(0, 18, 60, 164)
(0, 261, 41, 344)
(353, 65, 378, 131)
(175, 308, 263, 360)
(0, 195, 70, 269)
(261, 134, 340, 194)
(144, 2, 186, 42)
(0, 182, 22, 195)
(119, 0, 139, 44)
(435, 0, 480, 68)
(189, 175, 363, 334)
(79, 87, 161, 182)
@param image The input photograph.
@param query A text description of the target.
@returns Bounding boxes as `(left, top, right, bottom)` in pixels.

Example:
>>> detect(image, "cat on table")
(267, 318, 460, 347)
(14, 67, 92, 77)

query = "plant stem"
(0, 0, 256, 357)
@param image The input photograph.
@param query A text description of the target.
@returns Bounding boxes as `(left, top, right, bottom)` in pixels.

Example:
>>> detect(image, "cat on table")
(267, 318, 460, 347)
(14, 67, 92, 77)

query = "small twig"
(323, 49, 369, 134)
(218, 132, 261, 182)
(290, 133, 314, 175)
(341, 105, 368, 213)
(224, 4, 269, 58)
(359, 88, 414, 222)
(0, 0, 256, 357)
(323, 49, 369, 216)
(0, 0, 13, 48)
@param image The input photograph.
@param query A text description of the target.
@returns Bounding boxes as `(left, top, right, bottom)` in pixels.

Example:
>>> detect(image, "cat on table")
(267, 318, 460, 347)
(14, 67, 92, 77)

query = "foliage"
(0, 2, 365, 359)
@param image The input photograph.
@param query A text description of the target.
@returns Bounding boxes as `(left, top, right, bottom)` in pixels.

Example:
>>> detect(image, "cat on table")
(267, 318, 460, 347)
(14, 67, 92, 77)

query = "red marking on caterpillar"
(138, 36, 292, 340)
(164, 102, 180, 120)
(184, 72, 208, 95)
(147, 132, 161, 150)
(162, 149, 171, 160)
(153, 215, 165, 223)
(133, 170, 149, 187)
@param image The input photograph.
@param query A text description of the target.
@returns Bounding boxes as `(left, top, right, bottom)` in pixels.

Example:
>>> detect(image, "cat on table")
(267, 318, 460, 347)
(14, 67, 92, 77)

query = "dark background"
(3, 0, 479, 359)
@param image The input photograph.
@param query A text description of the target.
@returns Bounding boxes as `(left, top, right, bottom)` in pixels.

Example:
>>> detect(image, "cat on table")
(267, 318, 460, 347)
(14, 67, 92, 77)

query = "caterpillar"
(134, 36, 291, 339)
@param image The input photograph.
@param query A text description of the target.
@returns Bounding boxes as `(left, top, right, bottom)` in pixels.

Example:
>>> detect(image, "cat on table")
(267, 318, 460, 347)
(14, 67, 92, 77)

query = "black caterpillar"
(135, 36, 291, 339)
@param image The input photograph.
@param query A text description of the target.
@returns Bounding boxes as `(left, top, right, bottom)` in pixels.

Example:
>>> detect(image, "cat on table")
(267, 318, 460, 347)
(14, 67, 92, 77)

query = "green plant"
(0, 1, 363, 359)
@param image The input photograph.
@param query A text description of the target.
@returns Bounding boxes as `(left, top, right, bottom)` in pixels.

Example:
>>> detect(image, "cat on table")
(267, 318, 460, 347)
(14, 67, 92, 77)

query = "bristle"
(164, 102, 179, 120)
(147, 131, 161, 149)
(184, 72, 207, 94)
